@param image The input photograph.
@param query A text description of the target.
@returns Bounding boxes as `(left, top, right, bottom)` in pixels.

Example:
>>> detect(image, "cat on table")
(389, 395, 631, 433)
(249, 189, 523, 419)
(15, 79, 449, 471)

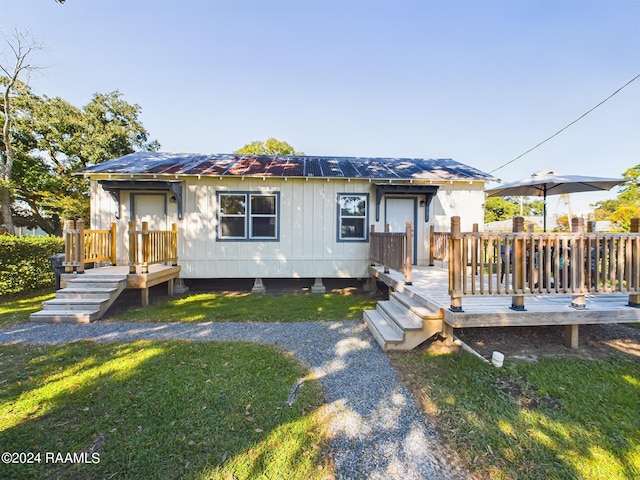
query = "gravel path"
(0, 320, 467, 479)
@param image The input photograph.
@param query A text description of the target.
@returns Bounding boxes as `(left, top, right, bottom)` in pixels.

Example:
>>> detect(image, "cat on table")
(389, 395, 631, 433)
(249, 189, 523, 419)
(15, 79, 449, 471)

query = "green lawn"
(391, 349, 640, 480)
(0, 341, 332, 480)
(112, 291, 377, 323)
(0, 289, 55, 329)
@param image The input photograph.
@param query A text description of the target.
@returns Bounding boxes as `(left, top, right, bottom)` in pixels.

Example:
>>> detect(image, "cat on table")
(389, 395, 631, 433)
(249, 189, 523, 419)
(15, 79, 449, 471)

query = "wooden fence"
(370, 222, 413, 284)
(63, 219, 178, 274)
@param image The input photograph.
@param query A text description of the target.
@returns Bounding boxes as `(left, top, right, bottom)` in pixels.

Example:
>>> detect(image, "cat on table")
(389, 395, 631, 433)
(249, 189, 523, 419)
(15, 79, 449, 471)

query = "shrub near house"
(0, 236, 64, 295)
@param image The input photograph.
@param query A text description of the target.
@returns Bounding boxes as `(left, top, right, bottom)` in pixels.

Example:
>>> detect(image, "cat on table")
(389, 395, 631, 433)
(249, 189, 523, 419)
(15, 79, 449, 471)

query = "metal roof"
(77, 152, 494, 181)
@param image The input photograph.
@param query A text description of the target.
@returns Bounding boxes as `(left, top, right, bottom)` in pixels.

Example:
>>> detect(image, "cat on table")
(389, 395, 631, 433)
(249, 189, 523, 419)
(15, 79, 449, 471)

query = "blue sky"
(3, 0, 639, 213)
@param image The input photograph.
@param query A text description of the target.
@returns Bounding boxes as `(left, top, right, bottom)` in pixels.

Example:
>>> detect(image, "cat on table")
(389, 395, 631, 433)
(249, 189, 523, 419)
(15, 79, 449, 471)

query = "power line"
(490, 73, 640, 175)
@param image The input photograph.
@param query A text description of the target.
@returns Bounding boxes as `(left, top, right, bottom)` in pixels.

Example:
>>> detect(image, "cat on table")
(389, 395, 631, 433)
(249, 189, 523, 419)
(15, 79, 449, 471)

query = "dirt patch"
(451, 323, 640, 362)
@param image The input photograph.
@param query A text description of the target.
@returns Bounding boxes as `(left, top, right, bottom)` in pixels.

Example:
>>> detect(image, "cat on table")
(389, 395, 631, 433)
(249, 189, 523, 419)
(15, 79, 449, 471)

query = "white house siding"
(89, 177, 486, 278)
(431, 184, 485, 233)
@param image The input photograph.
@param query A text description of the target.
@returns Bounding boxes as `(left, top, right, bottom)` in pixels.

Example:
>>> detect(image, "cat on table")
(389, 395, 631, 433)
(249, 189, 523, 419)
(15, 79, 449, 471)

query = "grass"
(390, 349, 640, 480)
(0, 288, 55, 329)
(0, 340, 332, 480)
(114, 291, 377, 323)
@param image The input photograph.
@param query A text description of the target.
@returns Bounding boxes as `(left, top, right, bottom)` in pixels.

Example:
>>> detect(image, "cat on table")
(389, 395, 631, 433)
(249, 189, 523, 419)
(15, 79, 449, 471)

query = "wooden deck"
(60, 264, 182, 307)
(369, 265, 640, 349)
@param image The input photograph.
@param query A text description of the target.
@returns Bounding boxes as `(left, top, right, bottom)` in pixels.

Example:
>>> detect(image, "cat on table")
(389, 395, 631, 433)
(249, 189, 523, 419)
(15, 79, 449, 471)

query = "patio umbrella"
(485, 171, 625, 231)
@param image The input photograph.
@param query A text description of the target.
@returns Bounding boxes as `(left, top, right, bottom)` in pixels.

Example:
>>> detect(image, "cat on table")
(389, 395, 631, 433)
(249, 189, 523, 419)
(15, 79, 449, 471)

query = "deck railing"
(63, 220, 117, 273)
(63, 219, 179, 274)
(370, 223, 413, 284)
(447, 216, 640, 311)
(429, 225, 450, 266)
(128, 221, 178, 274)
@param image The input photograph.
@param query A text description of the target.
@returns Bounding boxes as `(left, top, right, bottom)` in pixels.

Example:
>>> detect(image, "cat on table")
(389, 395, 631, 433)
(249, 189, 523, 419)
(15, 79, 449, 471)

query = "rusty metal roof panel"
(76, 152, 494, 181)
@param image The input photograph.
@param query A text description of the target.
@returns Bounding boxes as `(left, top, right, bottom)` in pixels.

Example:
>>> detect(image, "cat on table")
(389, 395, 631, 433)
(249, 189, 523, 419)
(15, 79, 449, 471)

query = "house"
(77, 152, 493, 291)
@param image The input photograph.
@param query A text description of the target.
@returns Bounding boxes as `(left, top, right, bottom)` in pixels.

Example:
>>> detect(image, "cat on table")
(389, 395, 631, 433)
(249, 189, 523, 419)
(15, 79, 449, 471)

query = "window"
(218, 192, 278, 240)
(337, 193, 368, 241)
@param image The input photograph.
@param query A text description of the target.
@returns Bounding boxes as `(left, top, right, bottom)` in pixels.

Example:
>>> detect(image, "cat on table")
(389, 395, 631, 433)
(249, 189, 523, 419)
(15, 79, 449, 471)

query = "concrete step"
(29, 309, 101, 324)
(364, 309, 403, 351)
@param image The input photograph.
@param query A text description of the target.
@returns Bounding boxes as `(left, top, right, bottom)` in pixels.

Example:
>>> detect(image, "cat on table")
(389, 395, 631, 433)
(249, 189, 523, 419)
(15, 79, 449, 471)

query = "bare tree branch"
(0, 28, 44, 233)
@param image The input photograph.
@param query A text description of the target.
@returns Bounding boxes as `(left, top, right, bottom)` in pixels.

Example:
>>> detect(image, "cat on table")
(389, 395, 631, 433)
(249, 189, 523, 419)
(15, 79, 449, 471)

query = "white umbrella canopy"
(485, 171, 625, 231)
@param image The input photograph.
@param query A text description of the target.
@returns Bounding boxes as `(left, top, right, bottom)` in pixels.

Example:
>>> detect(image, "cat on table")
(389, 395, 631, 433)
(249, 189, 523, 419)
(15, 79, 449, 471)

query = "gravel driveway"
(0, 320, 468, 479)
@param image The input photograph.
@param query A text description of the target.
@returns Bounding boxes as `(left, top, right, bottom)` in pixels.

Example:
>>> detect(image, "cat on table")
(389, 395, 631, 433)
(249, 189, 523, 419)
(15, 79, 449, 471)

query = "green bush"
(0, 236, 65, 295)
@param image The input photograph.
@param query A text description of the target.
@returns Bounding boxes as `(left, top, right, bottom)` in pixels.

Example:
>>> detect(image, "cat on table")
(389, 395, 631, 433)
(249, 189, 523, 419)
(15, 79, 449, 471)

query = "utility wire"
(490, 73, 640, 175)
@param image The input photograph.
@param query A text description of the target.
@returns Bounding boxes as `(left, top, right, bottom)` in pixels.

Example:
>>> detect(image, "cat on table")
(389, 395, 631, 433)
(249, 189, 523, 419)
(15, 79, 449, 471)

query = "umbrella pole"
(543, 191, 547, 232)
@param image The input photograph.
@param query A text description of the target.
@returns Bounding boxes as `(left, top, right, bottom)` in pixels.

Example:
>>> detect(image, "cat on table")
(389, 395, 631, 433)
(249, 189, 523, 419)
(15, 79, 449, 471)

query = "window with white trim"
(337, 193, 368, 241)
(218, 192, 279, 240)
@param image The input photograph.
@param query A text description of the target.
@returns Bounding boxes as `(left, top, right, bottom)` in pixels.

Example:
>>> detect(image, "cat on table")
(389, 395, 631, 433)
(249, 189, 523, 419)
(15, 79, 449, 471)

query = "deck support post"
(167, 278, 174, 297)
(570, 218, 586, 309)
(441, 322, 455, 345)
(141, 287, 149, 307)
(510, 217, 526, 311)
(565, 324, 579, 349)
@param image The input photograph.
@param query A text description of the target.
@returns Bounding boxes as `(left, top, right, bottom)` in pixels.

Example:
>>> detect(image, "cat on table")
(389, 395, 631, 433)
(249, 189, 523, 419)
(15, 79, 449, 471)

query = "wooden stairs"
(30, 275, 128, 324)
(364, 291, 444, 351)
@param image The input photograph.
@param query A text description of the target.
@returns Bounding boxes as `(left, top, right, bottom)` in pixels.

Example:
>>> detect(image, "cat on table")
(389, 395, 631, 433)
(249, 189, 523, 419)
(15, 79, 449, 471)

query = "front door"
(133, 193, 167, 230)
(385, 197, 417, 265)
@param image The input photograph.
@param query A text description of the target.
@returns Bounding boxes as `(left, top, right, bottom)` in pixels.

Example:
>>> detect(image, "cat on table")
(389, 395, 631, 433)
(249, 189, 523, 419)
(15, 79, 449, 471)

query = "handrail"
(63, 220, 117, 273)
(370, 223, 412, 284)
(128, 221, 178, 274)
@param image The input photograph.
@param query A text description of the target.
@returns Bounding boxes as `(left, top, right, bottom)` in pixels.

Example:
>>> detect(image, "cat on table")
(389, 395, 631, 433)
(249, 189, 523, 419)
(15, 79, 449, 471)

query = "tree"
(484, 197, 545, 224)
(7, 87, 159, 235)
(0, 29, 43, 233)
(234, 137, 304, 156)
(594, 164, 640, 231)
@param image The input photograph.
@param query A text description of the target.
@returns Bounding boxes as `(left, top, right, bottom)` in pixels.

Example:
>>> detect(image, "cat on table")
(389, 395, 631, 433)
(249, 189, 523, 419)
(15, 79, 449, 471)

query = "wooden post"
(570, 217, 586, 309)
(405, 222, 412, 285)
(141, 221, 150, 274)
(369, 224, 378, 295)
(128, 221, 137, 274)
(505, 217, 526, 312)
(429, 225, 435, 266)
(76, 219, 85, 274)
(383, 223, 390, 274)
(449, 216, 462, 312)
(370, 224, 376, 266)
(629, 218, 640, 307)
(510, 217, 525, 311)
(109, 222, 117, 266)
(64, 219, 74, 272)
(171, 223, 178, 266)
(565, 324, 579, 349)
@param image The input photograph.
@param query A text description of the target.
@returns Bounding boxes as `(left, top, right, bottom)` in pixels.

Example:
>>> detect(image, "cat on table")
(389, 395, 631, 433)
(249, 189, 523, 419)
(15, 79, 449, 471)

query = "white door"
(385, 197, 416, 264)
(133, 193, 167, 230)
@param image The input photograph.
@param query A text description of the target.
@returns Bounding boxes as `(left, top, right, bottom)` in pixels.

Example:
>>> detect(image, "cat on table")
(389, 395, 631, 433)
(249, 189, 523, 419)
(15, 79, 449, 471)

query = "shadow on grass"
(390, 348, 640, 480)
(0, 341, 330, 480)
